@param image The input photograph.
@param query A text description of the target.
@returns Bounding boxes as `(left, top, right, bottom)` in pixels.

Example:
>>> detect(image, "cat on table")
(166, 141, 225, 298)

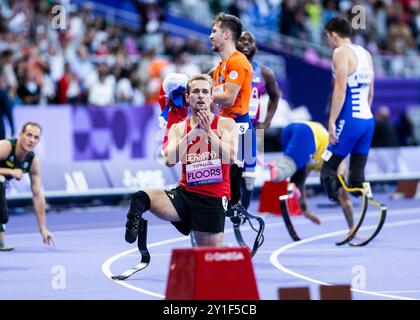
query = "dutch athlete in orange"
(209, 13, 255, 210)
(123, 74, 238, 247)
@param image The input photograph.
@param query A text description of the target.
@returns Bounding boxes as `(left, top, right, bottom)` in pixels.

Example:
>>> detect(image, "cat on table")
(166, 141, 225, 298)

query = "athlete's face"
(237, 32, 256, 60)
(209, 22, 225, 52)
(19, 125, 41, 152)
(186, 80, 213, 111)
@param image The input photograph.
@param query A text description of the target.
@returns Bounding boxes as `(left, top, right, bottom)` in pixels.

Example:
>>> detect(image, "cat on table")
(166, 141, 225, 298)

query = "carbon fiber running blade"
(335, 181, 368, 246)
(348, 204, 387, 247)
(335, 220, 363, 246)
(228, 204, 265, 257)
(335, 232, 356, 246)
(112, 219, 150, 280)
(0, 247, 14, 251)
(280, 195, 301, 241)
(111, 260, 150, 281)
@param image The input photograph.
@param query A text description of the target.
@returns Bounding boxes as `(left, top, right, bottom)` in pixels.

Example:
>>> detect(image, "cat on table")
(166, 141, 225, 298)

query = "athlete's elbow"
(164, 157, 176, 167)
(223, 101, 234, 108)
(270, 91, 281, 102)
(163, 153, 177, 167)
(164, 161, 175, 168)
(223, 96, 236, 108)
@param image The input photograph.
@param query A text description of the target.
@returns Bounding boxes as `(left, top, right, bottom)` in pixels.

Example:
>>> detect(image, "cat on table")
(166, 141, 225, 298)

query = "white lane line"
(101, 220, 278, 299)
(101, 236, 189, 299)
(102, 206, 420, 299)
(9, 205, 420, 239)
(270, 217, 420, 300)
(376, 291, 420, 294)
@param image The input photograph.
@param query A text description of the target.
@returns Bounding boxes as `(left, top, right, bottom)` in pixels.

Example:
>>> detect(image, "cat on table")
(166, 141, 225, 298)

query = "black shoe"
(125, 211, 140, 243)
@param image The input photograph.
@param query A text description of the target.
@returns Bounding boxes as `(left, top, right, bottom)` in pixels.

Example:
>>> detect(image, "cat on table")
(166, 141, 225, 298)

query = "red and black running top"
(179, 115, 230, 199)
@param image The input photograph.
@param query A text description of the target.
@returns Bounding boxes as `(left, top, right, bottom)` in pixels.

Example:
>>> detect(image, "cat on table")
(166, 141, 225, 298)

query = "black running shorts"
(164, 186, 228, 235)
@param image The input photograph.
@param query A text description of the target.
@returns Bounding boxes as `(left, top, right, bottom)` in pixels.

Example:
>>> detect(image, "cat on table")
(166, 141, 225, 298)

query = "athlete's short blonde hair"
(187, 74, 213, 94)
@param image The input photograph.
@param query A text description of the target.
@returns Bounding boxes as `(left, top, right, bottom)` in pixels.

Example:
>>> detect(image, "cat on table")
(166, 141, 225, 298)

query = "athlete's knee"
(129, 190, 151, 214)
(320, 153, 345, 202)
(193, 231, 223, 246)
(348, 154, 368, 188)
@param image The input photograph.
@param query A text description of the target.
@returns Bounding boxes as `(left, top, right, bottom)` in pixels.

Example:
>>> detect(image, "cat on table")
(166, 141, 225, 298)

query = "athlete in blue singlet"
(321, 17, 375, 201)
(236, 31, 280, 209)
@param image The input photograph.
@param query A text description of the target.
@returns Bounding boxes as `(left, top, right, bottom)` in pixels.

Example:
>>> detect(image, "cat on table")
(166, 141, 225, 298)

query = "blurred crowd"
(174, 0, 420, 55)
(0, 0, 418, 147)
(0, 0, 418, 109)
(0, 0, 210, 109)
(278, 0, 419, 56)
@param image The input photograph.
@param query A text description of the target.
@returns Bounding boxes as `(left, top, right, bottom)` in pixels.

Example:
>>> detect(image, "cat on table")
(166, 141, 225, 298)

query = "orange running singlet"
(213, 50, 253, 119)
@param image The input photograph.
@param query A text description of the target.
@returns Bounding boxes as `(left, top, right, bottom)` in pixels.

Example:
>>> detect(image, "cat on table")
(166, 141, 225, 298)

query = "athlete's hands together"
(188, 110, 212, 143)
(195, 110, 212, 133)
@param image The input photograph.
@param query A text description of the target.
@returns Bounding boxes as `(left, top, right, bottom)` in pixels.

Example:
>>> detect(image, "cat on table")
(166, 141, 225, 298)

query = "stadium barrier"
(6, 147, 420, 202)
(9, 106, 420, 202)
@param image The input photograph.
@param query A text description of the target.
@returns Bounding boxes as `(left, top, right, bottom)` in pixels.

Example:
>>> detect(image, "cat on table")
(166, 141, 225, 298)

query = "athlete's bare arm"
(258, 66, 281, 129)
(212, 82, 241, 107)
(29, 158, 54, 245)
(328, 47, 350, 145)
(207, 68, 219, 112)
(164, 122, 188, 167)
(366, 51, 374, 106)
(294, 166, 321, 225)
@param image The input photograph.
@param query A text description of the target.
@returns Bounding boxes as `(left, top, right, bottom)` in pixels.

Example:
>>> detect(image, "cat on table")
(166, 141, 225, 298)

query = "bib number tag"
(186, 159, 223, 186)
(236, 122, 249, 135)
(249, 88, 259, 119)
(321, 149, 332, 161)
